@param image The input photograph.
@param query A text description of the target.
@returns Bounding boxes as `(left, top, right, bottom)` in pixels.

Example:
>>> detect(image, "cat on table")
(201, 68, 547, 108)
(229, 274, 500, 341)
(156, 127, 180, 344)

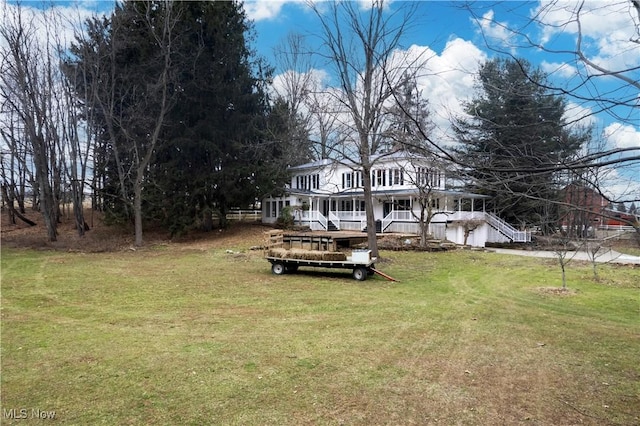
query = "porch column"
(352, 197, 355, 220)
(309, 196, 313, 228)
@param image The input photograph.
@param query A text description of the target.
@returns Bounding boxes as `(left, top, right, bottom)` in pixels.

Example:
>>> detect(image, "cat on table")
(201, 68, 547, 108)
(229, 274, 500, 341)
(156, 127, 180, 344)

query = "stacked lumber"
(267, 248, 347, 261)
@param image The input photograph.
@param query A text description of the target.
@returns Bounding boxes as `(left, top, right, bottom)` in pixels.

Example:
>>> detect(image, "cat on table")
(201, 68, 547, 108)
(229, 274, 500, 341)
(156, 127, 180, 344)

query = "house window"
(431, 198, 440, 209)
(296, 174, 319, 190)
(271, 201, 277, 218)
(391, 169, 404, 185)
(417, 168, 441, 188)
(397, 199, 411, 210)
(342, 172, 353, 189)
(374, 169, 386, 187)
(340, 200, 353, 211)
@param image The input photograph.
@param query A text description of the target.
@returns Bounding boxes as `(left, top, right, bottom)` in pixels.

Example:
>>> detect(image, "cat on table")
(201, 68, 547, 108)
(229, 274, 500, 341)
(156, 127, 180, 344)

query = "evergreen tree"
(68, 1, 290, 236)
(454, 58, 588, 232)
(148, 1, 275, 233)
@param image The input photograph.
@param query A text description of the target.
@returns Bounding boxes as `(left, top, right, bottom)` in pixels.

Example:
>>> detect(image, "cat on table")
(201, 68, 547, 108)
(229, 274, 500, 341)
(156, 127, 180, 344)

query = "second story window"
(373, 169, 386, 187)
(296, 173, 320, 190)
(417, 168, 442, 188)
(391, 168, 404, 185)
(342, 172, 353, 189)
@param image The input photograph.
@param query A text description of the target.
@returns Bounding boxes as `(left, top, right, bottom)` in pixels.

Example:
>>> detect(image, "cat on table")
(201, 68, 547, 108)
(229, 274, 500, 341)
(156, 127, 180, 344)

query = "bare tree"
(0, 107, 33, 223)
(70, 2, 180, 246)
(0, 3, 66, 241)
(272, 33, 314, 128)
(404, 157, 448, 248)
(553, 234, 578, 290)
(381, 74, 442, 248)
(273, 32, 344, 161)
(309, 0, 424, 257)
(459, 219, 484, 247)
(127, 2, 178, 247)
(307, 82, 343, 160)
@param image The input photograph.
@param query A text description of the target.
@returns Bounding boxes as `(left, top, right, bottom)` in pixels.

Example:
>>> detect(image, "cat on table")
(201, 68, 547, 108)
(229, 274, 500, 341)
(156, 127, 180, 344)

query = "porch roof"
(287, 188, 491, 199)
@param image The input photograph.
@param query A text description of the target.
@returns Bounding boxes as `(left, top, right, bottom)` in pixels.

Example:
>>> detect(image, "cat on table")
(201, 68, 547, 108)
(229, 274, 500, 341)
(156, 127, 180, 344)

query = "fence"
(222, 210, 262, 222)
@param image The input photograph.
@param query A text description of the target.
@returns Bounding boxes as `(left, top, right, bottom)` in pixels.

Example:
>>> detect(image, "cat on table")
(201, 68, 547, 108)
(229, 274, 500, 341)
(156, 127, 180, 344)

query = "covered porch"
(263, 190, 530, 246)
(294, 189, 490, 236)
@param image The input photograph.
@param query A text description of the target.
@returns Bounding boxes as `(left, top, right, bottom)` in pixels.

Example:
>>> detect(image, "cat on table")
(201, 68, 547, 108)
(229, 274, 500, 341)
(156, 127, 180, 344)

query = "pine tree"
(454, 58, 589, 232)
(68, 1, 288, 236)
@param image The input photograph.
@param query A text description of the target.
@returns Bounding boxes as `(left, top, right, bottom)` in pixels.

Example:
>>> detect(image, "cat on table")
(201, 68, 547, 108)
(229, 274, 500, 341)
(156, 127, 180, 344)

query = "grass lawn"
(1, 238, 639, 425)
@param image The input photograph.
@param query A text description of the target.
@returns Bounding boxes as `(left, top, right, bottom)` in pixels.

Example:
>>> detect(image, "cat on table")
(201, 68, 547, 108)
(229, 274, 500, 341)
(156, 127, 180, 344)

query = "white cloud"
(540, 60, 577, 79)
(270, 68, 330, 101)
(269, 37, 487, 149)
(243, 0, 298, 21)
(413, 38, 487, 144)
(1, 2, 107, 52)
(604, 123, 640, 149)
(563, 101, 597, 128)
(598, 166, 640, 203)
(533, 1, 640, 74)
(473, 9, 516, 53)
(598, 123, 640, 201)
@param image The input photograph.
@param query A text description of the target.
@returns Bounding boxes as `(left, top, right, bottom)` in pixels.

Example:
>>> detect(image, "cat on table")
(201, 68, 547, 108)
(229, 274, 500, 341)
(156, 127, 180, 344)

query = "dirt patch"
(377, 234, 458, 251)
(1, 207, 270, 252)
(534, 287, 578, 296)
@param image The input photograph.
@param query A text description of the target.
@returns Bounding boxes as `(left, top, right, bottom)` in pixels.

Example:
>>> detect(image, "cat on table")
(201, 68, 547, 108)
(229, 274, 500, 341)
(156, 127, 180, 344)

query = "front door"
(383, 202, 392, 218)
(322, 200, 329, 216)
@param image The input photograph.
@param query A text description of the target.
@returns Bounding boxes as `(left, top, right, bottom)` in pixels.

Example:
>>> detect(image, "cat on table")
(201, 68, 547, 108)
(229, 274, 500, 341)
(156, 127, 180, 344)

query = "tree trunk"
(134, 180, 143, 247)
(72, 183, 87, 236)
(2, 185, 16, 225)
(419, 206, 429, 249)
(33, 141, 58, 241)
(361, 165, 379, 258)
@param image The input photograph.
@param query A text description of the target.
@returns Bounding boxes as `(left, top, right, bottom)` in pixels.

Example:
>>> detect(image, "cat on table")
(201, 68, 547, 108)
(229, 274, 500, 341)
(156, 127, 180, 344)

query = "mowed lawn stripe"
(1, 247, 638, 425)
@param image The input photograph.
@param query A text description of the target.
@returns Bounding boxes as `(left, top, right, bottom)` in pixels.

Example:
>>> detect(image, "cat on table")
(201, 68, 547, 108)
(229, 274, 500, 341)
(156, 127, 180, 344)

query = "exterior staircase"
(486, 213, 531, 242)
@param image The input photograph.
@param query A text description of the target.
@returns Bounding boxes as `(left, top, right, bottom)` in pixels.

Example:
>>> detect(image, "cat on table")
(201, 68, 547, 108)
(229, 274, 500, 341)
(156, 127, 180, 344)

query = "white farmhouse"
(262, 151, 530, 247)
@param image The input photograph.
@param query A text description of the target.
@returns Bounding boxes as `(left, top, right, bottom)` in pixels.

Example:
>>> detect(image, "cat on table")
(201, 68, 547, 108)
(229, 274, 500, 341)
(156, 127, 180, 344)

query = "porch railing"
(485, 212, 530, 242)
(300, 211, 327, 231)
(328, 211, 341, 230)
(335, 211, 366, 220)
(382, 210, 413, 232)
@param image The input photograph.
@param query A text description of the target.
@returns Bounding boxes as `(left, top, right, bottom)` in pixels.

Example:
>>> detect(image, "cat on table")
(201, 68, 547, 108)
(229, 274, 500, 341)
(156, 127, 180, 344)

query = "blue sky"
(244, 0, 639, 201)
(3, 0, 639, 201)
